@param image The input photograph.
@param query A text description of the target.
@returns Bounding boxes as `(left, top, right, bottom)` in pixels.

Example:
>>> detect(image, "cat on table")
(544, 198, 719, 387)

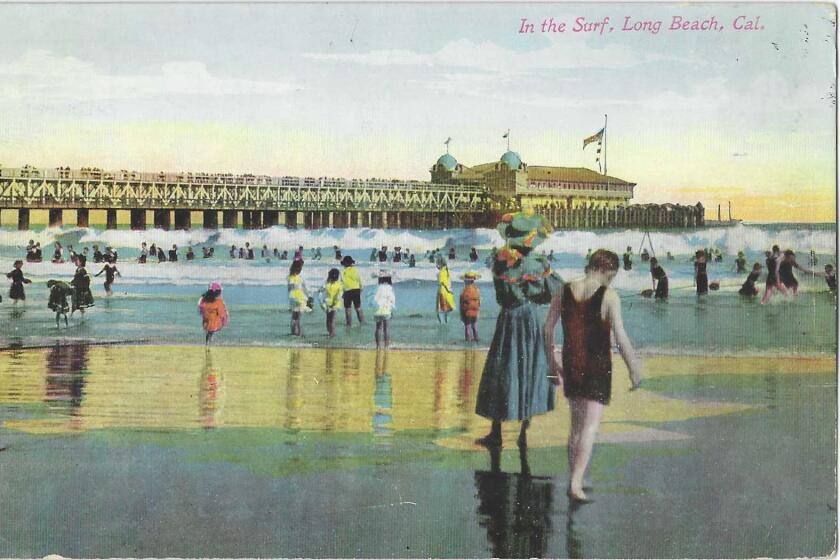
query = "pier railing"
(0, 167, 487, 212)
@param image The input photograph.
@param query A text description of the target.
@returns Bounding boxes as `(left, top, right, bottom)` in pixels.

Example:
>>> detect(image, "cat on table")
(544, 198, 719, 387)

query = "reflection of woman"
(543, 249, 642, 503)
(475, 212, 562, 447)
(474, 445, 554, 558)
(45, 343, 89, 429)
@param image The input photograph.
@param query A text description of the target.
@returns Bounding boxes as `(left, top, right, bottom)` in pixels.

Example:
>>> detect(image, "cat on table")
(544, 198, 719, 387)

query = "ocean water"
(0, 223, 835, 354)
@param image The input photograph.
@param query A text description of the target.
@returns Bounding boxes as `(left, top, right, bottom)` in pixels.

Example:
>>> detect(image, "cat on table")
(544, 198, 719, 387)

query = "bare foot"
(567, 488, 591, 503)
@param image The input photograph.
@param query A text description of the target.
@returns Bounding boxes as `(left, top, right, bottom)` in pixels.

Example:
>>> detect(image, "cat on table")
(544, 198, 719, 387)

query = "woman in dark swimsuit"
(649, 257, 668, 300)
(6, 260, 32, 303)
(70, 256, 95, 316)
(739, 263, 762, 296)
(543, 249, 642, 503)
(694, 250, 709, 295)
(778, 250, 802, 295)
(761, 246, 787, 304)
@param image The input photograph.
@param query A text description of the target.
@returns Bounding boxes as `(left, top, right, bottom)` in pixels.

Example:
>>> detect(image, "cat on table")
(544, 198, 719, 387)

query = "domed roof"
(500, 151, 522, 169)
(436, 153, 458, 171)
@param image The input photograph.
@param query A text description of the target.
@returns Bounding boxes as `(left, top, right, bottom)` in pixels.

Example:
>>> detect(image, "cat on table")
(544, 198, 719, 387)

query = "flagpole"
(603, 114, 608, 176)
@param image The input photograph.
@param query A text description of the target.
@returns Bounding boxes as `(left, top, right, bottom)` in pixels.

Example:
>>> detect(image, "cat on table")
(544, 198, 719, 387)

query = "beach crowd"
(2, 213, 837, 502)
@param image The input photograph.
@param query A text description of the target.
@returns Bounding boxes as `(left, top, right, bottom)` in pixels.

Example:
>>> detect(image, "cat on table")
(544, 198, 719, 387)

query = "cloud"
(0, 50, 298, 102)
(303, 38, 698, 74)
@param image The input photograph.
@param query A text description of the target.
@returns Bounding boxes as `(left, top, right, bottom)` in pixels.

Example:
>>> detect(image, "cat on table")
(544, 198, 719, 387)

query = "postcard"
(0, 2, 835, 558)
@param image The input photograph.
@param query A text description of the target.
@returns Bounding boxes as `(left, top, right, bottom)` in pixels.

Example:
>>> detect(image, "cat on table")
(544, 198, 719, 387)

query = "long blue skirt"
(475, 302, 555, 421)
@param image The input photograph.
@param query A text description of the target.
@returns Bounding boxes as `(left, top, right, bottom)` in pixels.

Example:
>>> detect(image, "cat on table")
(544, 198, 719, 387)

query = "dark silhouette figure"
(474, 445, 555, 558)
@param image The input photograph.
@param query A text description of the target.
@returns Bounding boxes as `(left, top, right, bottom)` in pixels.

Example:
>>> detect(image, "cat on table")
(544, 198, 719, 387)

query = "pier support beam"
(222, 210, 238, 229)
(250, 210, 262, 229)
(48, 209, 63, 228)
(303, 212, 313, 229)
(174, 210, 190, 230)
(263, 210, 279, 228)
(153, 209, 171, 230)
(77, 209, 90, 228)
(106, 209, 118, 230)
(17, 209, 29, 230)
(285, 211, 298, 229)
(242, 211, 253, 230)
(130, 209, 146, 230)
(203, 210, 218, 229)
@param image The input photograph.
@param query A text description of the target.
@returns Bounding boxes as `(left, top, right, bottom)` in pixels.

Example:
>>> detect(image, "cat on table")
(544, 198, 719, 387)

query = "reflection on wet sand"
(0, 346, 495, 434)
(475, 445, 554, 558)
(0, 347, 830, 439)
(199, 351, 223, 429)
(44, 343, 89, 431)
(373, 350, 393, 439)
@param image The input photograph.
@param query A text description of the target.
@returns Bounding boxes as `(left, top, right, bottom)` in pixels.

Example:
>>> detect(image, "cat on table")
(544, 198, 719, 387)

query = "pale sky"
(0, 3, 835, 221)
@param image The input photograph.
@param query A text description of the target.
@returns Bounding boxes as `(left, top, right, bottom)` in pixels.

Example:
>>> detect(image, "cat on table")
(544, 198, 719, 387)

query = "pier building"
(0, 159, 704, 230)
(431, 150, 635, 210)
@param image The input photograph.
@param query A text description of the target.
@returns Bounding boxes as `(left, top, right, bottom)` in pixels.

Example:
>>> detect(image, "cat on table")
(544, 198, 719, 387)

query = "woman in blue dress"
(475, 211, 563, 447)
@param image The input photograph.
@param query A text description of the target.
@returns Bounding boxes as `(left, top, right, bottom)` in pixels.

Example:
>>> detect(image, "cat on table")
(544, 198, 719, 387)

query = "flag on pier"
(502, 130, 509, 139)
(583, 128, 604, 149)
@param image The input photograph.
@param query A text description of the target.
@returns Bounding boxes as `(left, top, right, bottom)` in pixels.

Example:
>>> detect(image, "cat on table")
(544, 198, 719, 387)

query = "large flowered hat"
(497, 210, 551, 251)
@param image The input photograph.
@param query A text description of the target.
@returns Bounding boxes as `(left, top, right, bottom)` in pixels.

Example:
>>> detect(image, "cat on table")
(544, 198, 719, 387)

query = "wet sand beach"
(0, 345, 834, 557)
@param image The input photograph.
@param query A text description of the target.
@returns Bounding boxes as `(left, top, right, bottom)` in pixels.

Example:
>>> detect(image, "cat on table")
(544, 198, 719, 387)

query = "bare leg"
(567, 399, 583, 481)
(569, 399, 605, 500)
(55, 312, 60, 328)
(205, 332, 213, 345)
(345, 307, 352, 326)
(383, 320, 390, 347)
(464, 323, 471, 341)
(375, 321, 382, 348)
(356, 307, 365, 324)
(761, 285, 775, 305)
(470, 323, 479, 342)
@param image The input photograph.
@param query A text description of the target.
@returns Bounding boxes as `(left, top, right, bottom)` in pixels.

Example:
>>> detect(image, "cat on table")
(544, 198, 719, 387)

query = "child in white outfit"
(373, 273, 396, 348)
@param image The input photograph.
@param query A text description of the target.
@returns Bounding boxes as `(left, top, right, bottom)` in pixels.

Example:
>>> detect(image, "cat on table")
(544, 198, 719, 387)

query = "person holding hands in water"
(543, 249, 642, 503)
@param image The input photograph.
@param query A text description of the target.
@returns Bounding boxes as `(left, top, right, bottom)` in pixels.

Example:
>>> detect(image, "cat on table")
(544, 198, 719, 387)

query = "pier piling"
(222, 210, 238, 229)
(153, 210, 171, 230)
(263, 210, 279, 228)
(106, 209, 118, 230)
(17, 209, 29, 231)
(203, 210, 218, 229)
(130, 209, 146, 230)
(77, 209, 90, 228)
(174, 210, 191, 230)
(48, 209, 63, 228)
